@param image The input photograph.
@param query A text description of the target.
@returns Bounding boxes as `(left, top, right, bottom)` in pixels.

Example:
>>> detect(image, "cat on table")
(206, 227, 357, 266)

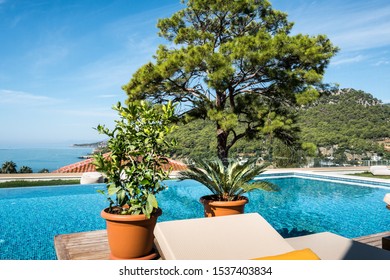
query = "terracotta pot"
(199, 195, 248, 217)
(101, 208, 162, 260)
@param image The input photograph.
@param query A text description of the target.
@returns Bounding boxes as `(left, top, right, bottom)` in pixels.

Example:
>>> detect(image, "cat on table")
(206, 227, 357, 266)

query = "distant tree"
(313, 158, 322, 168)
(38, 168, 50, 173)
(333, 149, 347, 165)
(2, 161, 17, 174)
(271, 139, 315, 168)
(19, 166, 33, 173)
(124, 0, 338, 162)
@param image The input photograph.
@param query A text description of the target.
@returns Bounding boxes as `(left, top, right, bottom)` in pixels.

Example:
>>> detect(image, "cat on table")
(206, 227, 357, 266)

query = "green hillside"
(298, 89, 390, 154)
(169, 88, 390, 165)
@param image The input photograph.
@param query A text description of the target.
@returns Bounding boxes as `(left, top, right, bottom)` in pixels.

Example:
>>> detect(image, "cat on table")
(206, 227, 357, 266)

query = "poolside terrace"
(54, 225, 390, 260)
(51, 166, 390, 260)
(3, 165, 390, 260)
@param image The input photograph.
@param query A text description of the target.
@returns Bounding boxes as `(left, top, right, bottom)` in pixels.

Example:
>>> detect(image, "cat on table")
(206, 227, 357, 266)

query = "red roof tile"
(52, 154, 187, 173)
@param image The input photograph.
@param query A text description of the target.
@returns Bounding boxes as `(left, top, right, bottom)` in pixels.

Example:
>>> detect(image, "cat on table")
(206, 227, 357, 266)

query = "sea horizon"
(0, 146, 94, 173)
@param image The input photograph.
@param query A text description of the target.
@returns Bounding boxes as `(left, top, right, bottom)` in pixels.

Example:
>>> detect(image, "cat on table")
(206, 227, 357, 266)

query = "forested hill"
(313, 88, 382, 107)
(298, 88, 390, 153)
(168, 88, 390, 161)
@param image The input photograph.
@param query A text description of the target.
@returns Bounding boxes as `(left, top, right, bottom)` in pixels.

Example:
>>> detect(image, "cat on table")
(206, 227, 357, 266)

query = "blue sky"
(0, 0, 389, 148)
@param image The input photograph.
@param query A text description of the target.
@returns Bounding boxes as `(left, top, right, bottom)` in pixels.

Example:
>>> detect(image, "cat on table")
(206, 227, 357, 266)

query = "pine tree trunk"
(217, 128, 229, 164)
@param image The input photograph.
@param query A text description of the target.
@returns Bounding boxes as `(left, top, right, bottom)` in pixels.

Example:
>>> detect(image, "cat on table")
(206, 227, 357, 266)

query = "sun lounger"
(370, 165, 390, 176)
(154, 213, 294, 260)
(153, 213, 390, 260)
(286, 232, 390, 260)
(384, 193, 390, 210)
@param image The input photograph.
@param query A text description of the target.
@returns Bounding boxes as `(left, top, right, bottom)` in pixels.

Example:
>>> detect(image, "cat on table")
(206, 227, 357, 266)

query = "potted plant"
(93, 100, 176, 260)
(178, 158, 278, 217)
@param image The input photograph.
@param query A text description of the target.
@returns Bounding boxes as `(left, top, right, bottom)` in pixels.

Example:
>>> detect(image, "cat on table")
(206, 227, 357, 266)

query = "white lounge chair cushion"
(154, 213, 390, 260)
(154, 213, 294, 260)
(286, 232, 390, 260)
(384, 193, 390, 205)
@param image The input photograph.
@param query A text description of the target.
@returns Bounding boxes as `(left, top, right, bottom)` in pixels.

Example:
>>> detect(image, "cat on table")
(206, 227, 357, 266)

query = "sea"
(0, 146, 94, 173)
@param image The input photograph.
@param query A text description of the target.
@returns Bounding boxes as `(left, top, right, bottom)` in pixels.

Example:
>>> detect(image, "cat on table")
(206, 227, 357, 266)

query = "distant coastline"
(72, 141, 107, 160)
(72, 140, 107, 148)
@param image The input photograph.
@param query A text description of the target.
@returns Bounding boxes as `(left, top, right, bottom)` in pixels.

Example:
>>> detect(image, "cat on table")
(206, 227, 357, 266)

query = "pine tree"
(124, 0, 338, 161)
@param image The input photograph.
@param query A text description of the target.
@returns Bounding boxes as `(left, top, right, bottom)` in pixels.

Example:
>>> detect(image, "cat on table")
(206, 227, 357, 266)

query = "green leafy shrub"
(93, 101, 177, 218)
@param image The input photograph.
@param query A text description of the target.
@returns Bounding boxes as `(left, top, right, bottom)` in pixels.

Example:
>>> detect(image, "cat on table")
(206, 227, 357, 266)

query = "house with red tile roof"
(52, 154, 187, 174)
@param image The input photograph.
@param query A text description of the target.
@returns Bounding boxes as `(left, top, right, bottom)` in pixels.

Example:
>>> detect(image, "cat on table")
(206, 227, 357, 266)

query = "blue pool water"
(1, 175, 390, 260)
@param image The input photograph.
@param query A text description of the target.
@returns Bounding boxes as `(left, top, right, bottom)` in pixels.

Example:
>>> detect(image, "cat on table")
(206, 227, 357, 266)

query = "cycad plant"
(178, 158, 278, 201)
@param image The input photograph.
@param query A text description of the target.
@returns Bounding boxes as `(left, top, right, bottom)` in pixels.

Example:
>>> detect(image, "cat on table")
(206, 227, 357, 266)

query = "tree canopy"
(1, 161, 17, 174)
(123, 0, 338, 161)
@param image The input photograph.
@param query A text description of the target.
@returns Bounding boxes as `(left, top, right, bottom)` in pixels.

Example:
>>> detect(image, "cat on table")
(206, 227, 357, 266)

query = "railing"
(359, 160, 390, 167)
(310, 159, 390, 168)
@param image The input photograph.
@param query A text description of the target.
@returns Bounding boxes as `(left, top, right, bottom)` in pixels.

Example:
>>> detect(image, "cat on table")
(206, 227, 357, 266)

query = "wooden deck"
(54, 229, 390, 260)
(54, 230, 110, 260)
(353, 231, 390, 249)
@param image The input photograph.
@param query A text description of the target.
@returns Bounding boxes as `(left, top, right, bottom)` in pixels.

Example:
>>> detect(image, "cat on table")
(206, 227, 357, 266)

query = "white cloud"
(0, 89, 61, 105)
(373, 60, 390, 66)
(330, 54, 365, 66)
(331, 22, 390, 52)
(27, 44, 70, 72)
(61, 53, 147, 99)
(98, 94, 121, 98)
(287, 2, 390, 52)
(56, 107, 116, 118)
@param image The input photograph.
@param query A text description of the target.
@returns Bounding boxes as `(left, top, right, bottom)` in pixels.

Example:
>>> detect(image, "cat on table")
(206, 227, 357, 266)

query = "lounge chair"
(370, 166, 390, 176)
(384, 193, 390, 210)
(287, 232, 390, 260)
(153, 213, 390, 260)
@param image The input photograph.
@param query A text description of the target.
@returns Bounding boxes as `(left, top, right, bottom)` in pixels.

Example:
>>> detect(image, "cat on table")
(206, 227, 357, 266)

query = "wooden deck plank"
(54, 229, 390, 260)
(353, 231, 390, 248)
(54, 235, 71, 260)
(54, 230, 110, 260)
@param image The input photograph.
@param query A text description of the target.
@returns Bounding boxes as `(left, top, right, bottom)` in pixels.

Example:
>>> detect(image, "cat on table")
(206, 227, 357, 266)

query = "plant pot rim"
(101, 207, 162, 222)
(200, 195, 248, 206)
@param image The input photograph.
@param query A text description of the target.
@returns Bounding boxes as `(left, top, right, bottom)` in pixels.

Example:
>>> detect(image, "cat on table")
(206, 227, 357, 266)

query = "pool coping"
(256, 170, 390, 189)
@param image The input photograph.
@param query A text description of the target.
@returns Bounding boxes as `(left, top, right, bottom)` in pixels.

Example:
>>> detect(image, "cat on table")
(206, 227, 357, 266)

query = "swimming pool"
(1, 173, 390, 260)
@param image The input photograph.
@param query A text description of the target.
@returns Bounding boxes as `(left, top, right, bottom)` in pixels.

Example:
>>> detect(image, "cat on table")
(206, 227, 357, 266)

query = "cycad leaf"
(178, 158, 277, 200)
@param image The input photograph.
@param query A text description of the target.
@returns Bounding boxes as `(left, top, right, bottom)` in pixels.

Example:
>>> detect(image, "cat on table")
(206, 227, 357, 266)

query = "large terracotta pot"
(199, 195, 248, 217)
(101, 208, 162, 260)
